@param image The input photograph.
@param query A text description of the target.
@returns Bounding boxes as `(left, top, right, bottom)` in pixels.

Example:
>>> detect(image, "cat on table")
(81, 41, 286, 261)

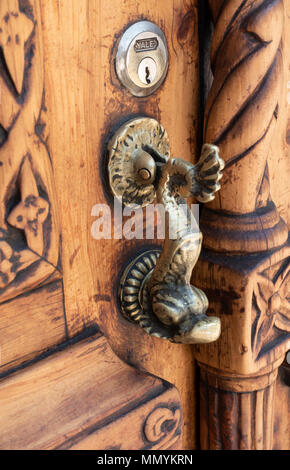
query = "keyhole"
(145, 66, 151, 84)
(138, 58, 157, 86)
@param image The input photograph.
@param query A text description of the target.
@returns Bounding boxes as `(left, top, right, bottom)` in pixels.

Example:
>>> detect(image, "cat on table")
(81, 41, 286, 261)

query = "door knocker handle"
(108, 117, 224, 344)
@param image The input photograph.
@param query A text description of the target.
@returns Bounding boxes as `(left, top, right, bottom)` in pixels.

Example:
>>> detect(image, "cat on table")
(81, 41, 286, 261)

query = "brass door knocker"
(108, 117, 224, 344)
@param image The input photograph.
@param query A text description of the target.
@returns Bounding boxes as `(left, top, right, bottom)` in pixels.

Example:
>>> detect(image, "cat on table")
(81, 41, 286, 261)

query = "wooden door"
(0, 0, 289, 451)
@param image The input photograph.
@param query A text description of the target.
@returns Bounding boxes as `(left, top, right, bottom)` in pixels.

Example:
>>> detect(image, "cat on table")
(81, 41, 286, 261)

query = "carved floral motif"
(252, 257, 290, 358)
(0, 241, 18, 288)
(0, 0, 59, 303)
(0, 240, 37, 290)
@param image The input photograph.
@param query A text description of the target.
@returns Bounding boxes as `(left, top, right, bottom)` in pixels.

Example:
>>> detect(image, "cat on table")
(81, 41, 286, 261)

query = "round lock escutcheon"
(115, 21, 169, 97)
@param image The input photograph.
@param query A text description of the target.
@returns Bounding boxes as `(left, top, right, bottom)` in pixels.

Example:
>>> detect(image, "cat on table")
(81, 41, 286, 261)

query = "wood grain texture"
(268, 1, 290, 230)
(205, 0, 283, 212)
(199, 363, 278, 450)
(0, 280, 67, 375)
(201, 0, 288, 253)
(0, 0, 60, 303)
(0, 0, 65, 378)
(0, 334, 182, 450)
(194, 0, 290, 450)
(67, 394, 183, 451)
(273, 361, 290, 450)
(39, 0, 200, 449)
(0, 0, 288, 451)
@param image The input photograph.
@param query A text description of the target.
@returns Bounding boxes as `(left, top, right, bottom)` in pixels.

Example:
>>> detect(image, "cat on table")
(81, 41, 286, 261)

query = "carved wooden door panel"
(0, 0, 289, 451)
(0, 0, 199, 450)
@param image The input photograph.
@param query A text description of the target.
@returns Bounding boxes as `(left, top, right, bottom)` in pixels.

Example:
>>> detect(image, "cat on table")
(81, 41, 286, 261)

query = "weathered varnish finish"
(0, 0, 66, 374)
(0, 0, 288, 450)
(39, 0, 201, 449)
(0, 0, 60, 303)
(0, 0, 200, 449)
(0, 334, 182, 450)
(194, 0, 290, 450)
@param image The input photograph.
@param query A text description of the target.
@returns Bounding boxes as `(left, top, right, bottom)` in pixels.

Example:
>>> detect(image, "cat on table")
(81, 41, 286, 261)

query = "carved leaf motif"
(7, 158, 49, 257)
(252, 258, 290, 357)
(0, 240, 38, 290)
(0, 240, 16, 288)
(274, 261, 290, 332)
(0, 0, 34, 94)
(252, 274, 276, 357)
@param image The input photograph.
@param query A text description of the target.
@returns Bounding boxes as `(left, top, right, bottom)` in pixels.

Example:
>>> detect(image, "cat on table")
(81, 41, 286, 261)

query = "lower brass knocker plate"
(119, 248, 221, 344)
(119, 249, 170, 339)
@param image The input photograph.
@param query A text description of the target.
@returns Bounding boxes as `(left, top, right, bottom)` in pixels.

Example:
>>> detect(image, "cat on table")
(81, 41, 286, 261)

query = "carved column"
(199, 364, 278, 450)
(202, 0, 288, 253)
(194, 0, 290, 450)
